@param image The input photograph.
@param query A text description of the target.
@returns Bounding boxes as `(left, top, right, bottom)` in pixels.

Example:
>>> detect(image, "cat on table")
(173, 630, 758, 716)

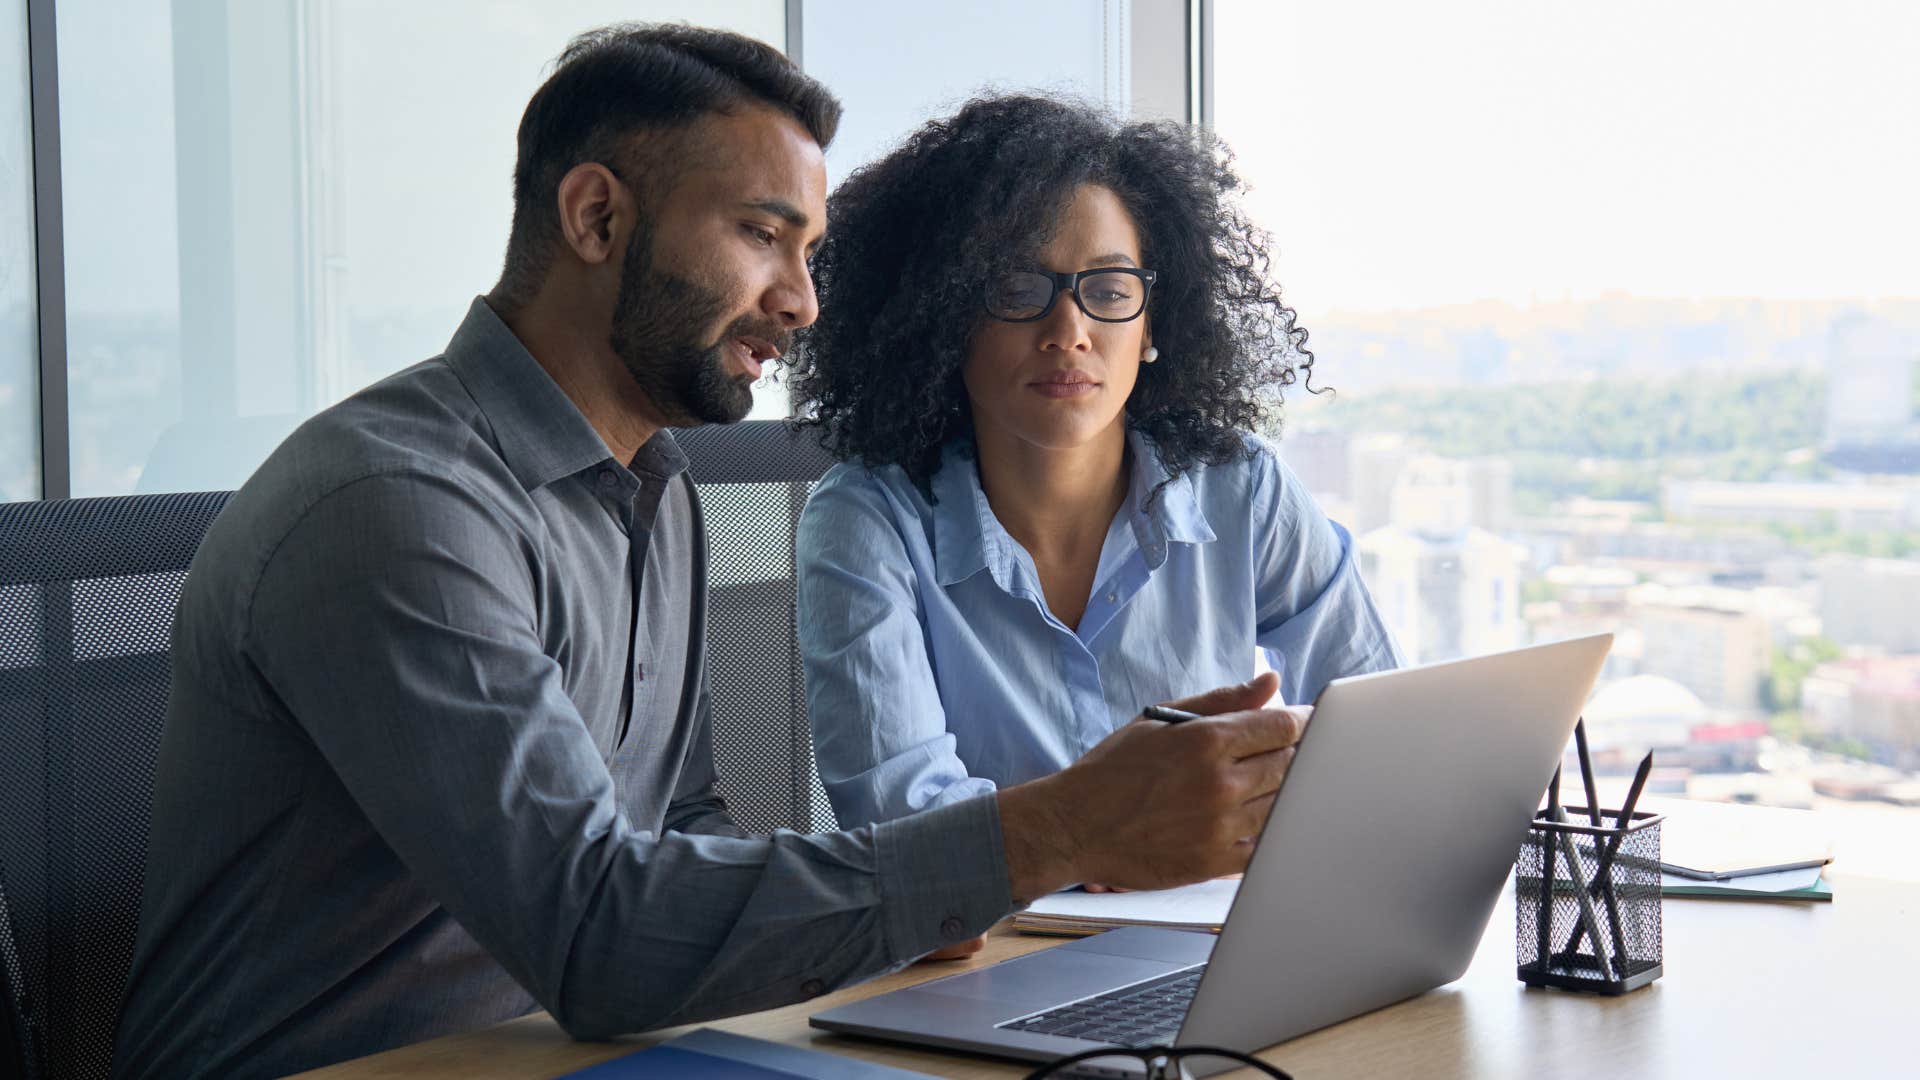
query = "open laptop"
(812, 634, 1613, 1076)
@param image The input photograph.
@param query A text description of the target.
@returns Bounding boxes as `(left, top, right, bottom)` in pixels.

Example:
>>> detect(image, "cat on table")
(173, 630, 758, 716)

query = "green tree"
(1766, 636, 1843, 714)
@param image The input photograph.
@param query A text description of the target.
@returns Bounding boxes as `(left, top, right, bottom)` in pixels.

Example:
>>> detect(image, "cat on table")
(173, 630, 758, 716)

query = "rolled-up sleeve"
(797, 472, 995, 826)
(1248, 448, 1403, 704)
(245, 470, 1012, 1037)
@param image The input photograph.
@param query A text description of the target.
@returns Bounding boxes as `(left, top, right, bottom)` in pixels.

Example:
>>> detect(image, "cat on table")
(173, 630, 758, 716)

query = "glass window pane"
(0, 0, 36, 502)
(57, 0, 784, 496)
(804, 0, 1129, 182)
(1217, 2, 1920, 873)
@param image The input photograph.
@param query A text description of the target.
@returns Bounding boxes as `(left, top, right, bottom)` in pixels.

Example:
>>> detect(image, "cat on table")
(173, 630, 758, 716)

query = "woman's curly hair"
(785, 93, 1316, 493)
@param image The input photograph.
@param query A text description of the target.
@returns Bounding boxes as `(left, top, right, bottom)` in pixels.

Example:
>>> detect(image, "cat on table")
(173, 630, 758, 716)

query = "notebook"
(1650, 799, 1836, 881)
(1011, 878, 1239, 936)
(1660, 864, 1832, 901)
(554, 1028, 937, 1078)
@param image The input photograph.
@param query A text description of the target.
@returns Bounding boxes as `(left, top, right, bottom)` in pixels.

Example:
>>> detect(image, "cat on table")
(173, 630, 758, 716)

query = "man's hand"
(918, 934, 989, 962)
(997, 672, 1308, 903)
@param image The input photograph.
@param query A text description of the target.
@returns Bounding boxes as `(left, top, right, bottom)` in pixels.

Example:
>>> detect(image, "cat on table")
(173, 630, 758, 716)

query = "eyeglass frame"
(983, 266, 1161, 324)
(1024, 1044, 1293, 1080)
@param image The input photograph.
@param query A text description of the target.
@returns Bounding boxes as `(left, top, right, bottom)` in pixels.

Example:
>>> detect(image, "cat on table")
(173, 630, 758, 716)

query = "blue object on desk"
(555, 1028, 937, 1078)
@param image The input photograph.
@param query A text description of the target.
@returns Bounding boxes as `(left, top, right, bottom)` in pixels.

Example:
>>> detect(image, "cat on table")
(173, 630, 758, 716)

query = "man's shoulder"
(265, 357, 513, 497)
(197, 359, 527, 589)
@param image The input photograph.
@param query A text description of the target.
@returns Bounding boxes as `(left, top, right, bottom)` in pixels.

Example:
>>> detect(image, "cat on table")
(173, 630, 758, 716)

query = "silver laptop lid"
(1177, 633, 1612, 1052)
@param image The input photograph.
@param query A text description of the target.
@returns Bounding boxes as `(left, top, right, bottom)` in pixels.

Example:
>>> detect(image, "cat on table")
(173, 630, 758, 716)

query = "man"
(112, 24, 1307, 1079)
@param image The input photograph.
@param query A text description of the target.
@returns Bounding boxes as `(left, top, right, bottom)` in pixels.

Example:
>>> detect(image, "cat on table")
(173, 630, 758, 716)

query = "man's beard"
(609, 224, 785, 426)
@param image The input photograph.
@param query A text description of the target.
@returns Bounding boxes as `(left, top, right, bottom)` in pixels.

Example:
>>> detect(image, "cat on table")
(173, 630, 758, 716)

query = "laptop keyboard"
(1000, 964, 1206, 1046)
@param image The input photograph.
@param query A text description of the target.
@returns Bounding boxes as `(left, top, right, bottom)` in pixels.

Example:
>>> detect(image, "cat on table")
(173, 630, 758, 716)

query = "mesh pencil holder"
(1516, 808, 1665, 994)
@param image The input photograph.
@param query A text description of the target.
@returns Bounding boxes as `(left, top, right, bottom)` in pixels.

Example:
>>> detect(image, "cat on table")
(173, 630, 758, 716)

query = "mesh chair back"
(678, 421, 839, 834)
(0, 491, 232, 1080)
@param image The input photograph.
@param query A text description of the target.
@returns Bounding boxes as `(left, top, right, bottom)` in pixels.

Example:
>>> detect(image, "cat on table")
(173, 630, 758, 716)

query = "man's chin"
(682, 376, 756, 426)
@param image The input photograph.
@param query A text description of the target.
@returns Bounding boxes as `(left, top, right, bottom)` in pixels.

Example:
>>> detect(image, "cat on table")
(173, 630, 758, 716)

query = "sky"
(1214, 0, 1920, 315)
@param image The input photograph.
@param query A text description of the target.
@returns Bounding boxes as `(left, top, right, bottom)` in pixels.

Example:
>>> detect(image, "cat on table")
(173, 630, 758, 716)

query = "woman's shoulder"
(1178, 431, 1296, 498)
(802, 458, 935, 535)
(813, 457, 921, 502)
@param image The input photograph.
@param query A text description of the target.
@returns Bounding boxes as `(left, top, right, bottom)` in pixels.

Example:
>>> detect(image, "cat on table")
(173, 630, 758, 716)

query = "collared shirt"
(112, 299, 1011, 1080)
(797, 431, 1403, 827)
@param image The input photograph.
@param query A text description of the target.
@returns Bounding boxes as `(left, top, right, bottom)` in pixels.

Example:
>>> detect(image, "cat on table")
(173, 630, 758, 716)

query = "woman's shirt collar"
(928, 429, 1217, 591)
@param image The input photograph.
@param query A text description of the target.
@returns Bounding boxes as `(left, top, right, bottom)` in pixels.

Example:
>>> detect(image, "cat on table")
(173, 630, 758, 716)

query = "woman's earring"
(1142, 346, 1160, 364)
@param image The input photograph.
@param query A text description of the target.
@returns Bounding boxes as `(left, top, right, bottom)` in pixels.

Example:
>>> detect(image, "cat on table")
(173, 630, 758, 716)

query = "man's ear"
(554, 162, 628, 267)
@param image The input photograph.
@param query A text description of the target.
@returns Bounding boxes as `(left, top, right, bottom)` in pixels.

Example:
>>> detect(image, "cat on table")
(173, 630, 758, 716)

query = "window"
(1218, 1, 1920, 876)
(802, 0, 1132, 183)
(54, 0, 785, 497)
(0, 0, 34, 501)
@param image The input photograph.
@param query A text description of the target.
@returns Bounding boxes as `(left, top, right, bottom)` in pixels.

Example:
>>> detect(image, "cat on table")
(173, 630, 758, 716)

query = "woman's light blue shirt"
(797, 431, 1403, 827)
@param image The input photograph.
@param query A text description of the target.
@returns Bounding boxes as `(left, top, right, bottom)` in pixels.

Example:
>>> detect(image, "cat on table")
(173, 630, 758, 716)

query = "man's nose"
(765, 256, 819, 330)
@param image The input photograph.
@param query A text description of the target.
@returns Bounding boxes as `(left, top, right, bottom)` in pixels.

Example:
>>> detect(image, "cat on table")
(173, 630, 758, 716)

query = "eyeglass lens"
(988, 270, 1149, 322)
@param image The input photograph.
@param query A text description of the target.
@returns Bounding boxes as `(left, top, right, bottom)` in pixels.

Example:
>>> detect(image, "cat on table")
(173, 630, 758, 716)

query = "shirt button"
(802, 978, 826, 997)
(1105, 591, 1118, 603)
(940, 916, 966, 940)
(597, 468, 618, 489)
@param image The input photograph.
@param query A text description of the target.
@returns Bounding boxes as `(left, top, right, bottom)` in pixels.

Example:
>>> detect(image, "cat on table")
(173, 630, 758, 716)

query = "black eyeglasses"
(1026, 1044, 1293, 1079)
(985, 267, 1159, 323)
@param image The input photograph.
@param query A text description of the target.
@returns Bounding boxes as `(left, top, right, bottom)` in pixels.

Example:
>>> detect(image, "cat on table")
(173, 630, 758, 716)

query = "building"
(1348, 434, 1410, 533)
(1802, 656, 1920, 771)
(1581, 674, 1709, 771)
(1385, 454, 1513, 534)
(1660, 479, 1920, 532)
(1630, 587, 1772, 712)
(1818, 555, 1920, 653)
(1358, 525, 1525, 664)
(1275, 428, 1351, 502)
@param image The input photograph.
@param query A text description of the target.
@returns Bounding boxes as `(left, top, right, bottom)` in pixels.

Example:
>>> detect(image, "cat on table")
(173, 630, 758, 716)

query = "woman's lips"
(1028, 373, 1099, 398)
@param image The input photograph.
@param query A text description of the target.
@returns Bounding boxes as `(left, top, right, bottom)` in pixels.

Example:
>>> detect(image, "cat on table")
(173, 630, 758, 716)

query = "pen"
(1566, 751, 1655, 972)
(1550, 806, 1615, 979)
(1144, 705, 1202, 724)
(1574, 718, 1602, 827)
(1539, 766, 1561, 972)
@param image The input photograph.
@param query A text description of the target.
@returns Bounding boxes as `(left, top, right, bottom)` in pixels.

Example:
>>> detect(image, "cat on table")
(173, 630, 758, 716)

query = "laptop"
(811, 634, 1613, 1076)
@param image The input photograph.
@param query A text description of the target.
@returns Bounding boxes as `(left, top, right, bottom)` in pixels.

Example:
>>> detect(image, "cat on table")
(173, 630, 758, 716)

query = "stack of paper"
(1012, 879, 1239, 937)
(1659, 865, 1831, 901)
(1649, 799, 1836, 902)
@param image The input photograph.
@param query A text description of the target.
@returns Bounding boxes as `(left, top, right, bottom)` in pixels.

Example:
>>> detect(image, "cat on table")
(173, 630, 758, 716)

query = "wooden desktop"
(297, 873, 1913, 1079)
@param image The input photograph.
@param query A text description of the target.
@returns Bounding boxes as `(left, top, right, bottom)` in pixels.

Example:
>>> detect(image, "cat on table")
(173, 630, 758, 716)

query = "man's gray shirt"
(112, 299, 1012, 1079)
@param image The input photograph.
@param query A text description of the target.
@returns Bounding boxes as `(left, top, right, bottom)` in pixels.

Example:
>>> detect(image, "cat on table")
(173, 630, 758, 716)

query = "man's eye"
(744, 224, 776, 246)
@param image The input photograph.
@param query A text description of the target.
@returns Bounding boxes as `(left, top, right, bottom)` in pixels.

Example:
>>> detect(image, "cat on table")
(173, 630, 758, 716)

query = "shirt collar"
(928, 429, 1216, 588)
(1123, 428, 1216, 556)
(442, 296, 672, 491)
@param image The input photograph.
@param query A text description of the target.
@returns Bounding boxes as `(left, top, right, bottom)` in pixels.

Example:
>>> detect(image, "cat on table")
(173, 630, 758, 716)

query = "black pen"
(1574, 718, 1602, 827)
(1567, 751, 1654, 972)
(1539, 765, 1562, 971)
(1144, 704, 1202, 724)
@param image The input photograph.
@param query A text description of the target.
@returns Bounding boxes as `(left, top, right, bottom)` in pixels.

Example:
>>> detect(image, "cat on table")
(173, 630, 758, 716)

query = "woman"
(788, 94, 1400, 834)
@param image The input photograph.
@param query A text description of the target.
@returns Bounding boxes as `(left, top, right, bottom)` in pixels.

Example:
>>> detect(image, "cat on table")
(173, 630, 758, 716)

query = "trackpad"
(912, 949, 1175, 1007)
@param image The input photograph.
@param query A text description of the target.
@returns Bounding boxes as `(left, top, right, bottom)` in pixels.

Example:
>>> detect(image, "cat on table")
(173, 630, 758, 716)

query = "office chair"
(0, 424, 830, 1080)
(678, 419, 841, 834)
(0, 491, 233, 1080)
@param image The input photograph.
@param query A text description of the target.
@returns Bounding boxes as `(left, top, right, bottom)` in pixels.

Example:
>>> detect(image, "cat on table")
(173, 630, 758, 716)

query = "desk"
(300, 874, 1914, 1079)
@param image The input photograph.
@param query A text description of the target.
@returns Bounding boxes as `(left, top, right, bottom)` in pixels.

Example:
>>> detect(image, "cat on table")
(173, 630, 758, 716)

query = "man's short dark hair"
(495, 23, 841, 305)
